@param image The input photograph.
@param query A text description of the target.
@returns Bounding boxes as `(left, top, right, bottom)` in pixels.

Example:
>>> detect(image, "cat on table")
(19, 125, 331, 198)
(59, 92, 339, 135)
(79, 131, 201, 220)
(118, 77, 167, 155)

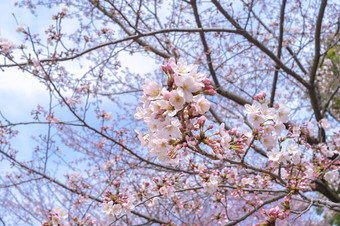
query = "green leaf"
(331, 213, 340, 226)
(316, 207, 323, 215)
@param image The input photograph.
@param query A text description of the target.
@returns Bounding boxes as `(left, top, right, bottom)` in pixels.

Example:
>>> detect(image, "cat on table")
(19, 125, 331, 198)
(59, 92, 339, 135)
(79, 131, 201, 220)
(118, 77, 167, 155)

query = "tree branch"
(0, 28, 241, 68)
(307, 0, 328, 142)
(190, 0, 221, 88)
(269, 0, 286, 107)
(322, 84, 340, 117)
(310, 0, 328, 85)
(248, 6, 308, 75)
(225, 193, 287, 225)
(0, 148, 167, 224)
(211, 0, 310, 89)
(216, 87, 252, 106)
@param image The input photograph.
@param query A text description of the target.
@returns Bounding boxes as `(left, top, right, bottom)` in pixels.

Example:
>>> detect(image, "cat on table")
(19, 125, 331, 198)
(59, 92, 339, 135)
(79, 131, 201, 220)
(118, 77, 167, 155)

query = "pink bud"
(161, 65, 168, 74)
(113, 180, 120, 185)
(205, 89, 217, 96)
(167, 64, 173, 74)
(202, 79, 211, 85)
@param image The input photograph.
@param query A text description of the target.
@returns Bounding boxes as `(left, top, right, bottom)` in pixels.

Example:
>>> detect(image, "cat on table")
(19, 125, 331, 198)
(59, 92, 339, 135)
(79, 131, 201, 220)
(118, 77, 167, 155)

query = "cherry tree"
(0, 0, 339, 225)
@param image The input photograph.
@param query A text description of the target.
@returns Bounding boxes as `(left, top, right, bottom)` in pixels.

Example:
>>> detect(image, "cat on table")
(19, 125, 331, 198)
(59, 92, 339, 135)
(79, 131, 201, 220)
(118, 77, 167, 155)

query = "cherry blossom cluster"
(31, 105, 61, 124)
(16, 24, 26, 33)
(101, 182, 136, 220)
(96, 110, 112, 121)
(152, 173, 178, 198)
(135, 57, 216, 164)
(42, 208, 96, 226)
(190, 162, 221, 194)
(65, 172, 84, 190)
(317, 59, 335, 92)
(262, 206, 289, 224)
(244, 94, 290, 149)
(324, 169, 339, 188)
(317, 128, 340, 189)
(213, 123, 249, 160)
(243, 94, 316, 170)
(0, 38, 15, 55)
(133, 58, 339, 225)
(41, 207, 68, 226)
(254, 196, 291, 225)
(245, 95, 340, 190)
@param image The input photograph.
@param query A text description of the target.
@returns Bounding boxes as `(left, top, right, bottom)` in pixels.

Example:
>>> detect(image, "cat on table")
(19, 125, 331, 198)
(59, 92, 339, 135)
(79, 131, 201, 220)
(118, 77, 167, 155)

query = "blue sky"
(0, 2, 52, 165)
(0, 3, 158, 223)
(0, 1, 159, 173)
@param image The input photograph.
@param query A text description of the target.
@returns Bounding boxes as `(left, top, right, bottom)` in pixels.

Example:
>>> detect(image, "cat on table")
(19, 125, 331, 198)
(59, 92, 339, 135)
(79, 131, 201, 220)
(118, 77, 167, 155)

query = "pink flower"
(134, 106, 146, 120)
(0, 38, 15, 54)
(193, 95, 210, 114)
(162, 119, 180, 138)
(260, 104, 274, 120)
(16, 24, 26, 32)
(51, 215, 61, 226)
(104, 112, 112, 120)
(324, 170, 339, 183)
(244, 102, 261, 115)
(241, 177, 253, 186)
(169, 90, 185, 110)
(102, 201, 113, 214)
(142, 79, 162, 99)
(274, 123, 285, 135)
(112, 204, 122, 215)
(175, 75, 203, 102)
(261, 135, 276, 149)
(203, 175, 219, 194)
(248, 112, 265, 128)
(267, 149, 280, 162)
(320, 118, 331, 129)
(275, 104, 290, 123)
(221, 134, 231, 150)
(169, 57, 196, 76)
(292, 126, 300, 136)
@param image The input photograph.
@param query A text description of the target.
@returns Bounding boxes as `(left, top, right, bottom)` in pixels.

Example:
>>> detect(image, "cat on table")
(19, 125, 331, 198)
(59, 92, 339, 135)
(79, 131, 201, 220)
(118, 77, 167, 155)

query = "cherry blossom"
(0, 1, 339, 224)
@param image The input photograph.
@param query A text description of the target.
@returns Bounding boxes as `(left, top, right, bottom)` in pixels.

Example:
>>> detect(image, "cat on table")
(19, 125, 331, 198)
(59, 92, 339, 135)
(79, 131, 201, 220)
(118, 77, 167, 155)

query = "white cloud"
(0, 68, 48, 119)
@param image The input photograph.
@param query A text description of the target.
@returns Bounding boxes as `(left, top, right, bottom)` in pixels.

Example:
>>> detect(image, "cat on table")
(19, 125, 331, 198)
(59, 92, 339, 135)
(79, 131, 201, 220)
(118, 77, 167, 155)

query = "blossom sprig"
(96, 110, 112, 121)
(41, 207, 68, 226)
(101, 185, 136, 220)
(151, 173, 187, 198)
(215, 124, 250, 158)
(242, 95, 312, 168)
(261, 205, 290, 225)
(0, 38, 16, 55)
(134, 58, 340, 225)
(135, 57, 215, 164)
(152, 175, 175, 197)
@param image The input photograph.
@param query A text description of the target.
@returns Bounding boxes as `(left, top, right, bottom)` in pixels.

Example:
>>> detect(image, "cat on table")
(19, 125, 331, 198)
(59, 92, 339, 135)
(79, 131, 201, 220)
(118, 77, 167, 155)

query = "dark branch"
(270, 0, 286, 107)
(0, 28, 241, 68)
(310, 0, 328, 85)
(191, 0, 221, 88)
(217, 87, 252, 106)
(211, 0, 310, 89)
